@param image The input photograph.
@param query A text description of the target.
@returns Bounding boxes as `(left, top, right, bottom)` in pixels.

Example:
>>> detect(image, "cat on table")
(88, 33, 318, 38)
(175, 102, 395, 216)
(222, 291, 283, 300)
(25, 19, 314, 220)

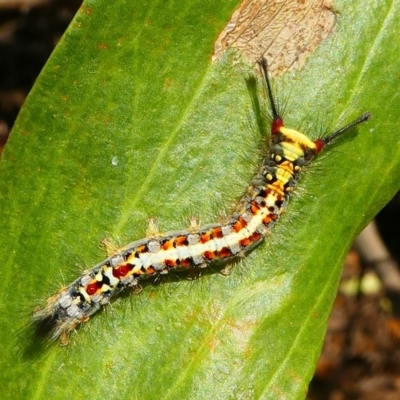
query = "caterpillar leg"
(186, 266, 204, 280)
(58, 316, 89, 346)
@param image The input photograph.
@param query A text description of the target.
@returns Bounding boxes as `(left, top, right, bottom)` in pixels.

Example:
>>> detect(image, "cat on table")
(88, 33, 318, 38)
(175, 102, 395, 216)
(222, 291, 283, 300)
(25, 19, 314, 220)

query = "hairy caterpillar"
(33, 58, 370, 345)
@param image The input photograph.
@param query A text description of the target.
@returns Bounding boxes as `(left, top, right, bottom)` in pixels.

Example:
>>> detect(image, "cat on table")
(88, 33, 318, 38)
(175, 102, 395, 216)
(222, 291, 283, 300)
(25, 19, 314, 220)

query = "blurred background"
(1, 1, 399, 398)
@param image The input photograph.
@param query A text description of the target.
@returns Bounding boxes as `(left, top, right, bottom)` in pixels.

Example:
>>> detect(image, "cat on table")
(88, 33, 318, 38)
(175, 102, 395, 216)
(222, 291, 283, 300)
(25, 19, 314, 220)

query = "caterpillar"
(33, 58, 370, 345)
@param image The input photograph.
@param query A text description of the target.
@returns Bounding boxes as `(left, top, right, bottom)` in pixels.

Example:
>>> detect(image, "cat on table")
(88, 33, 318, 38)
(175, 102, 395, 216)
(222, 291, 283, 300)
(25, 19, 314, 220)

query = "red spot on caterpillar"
(251, 201, 260, 215)
(162, 239, 173, 250)
(211, 227, 223, 239)
(263, 215, 272, 224)
(271, 116, 283, 135)
(233, 220, 244, 232)
(113, 264, 132, 278)
(200, 232, 211, 243)
(204, 251, 216, 260)
(165, 259, 176, 268)
(239, 237, 251, 247)
(239, 231, 262, 248)
(263, 213, 278, 225)
(175, 236, 188, 246)
(251, 232, 262, 242)
(314, 139, 325, 153)
(146, 266, 155, 274)
(238, 216, 248, 227)
(86, 282, 101, 295)
(218, 247, 232, 258)
(180, 258, 192, 267)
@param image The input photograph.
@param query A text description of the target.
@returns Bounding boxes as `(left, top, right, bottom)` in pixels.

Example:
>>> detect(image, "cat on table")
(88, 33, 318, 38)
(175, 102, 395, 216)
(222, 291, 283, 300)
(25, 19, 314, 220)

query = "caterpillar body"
(33, 59, 370, 345)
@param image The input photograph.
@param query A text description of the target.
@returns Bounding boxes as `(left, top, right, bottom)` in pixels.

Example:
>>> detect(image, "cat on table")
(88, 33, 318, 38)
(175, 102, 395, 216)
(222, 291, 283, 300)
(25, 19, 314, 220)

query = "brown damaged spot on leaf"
(213, 0, 336, 75)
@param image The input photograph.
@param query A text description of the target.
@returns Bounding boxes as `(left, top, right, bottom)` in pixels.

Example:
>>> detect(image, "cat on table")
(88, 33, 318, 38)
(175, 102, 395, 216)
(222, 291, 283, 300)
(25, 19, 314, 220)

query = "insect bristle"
(314, 112, 371, 153)
(258, 57, 284, 136)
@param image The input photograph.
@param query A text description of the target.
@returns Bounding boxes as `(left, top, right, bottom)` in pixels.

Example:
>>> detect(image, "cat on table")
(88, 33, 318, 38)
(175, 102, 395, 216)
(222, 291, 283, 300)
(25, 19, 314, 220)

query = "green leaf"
(1, 0, 399, 399)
